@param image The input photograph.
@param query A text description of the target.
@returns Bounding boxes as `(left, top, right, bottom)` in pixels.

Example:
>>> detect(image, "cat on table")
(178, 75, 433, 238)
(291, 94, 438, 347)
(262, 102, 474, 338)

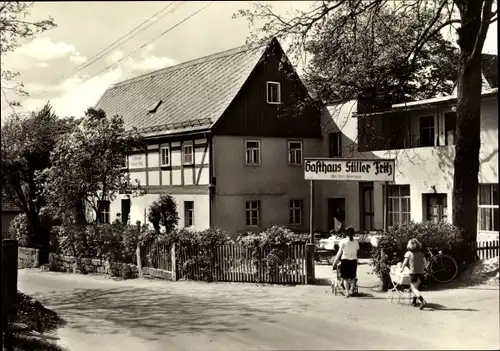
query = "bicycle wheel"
(429, 254, 458, 283)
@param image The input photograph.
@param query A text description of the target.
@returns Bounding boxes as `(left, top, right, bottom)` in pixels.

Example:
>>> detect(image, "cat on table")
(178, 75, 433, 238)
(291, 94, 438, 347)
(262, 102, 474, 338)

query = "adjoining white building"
(317, 84, 498, 241)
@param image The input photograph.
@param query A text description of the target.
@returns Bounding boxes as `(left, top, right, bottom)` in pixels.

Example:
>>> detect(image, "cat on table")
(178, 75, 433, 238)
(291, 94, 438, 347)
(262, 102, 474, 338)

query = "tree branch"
(471, 0, 495, 60)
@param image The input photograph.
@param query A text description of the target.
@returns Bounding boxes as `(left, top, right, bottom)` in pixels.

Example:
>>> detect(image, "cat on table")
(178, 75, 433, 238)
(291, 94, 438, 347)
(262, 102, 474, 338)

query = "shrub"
(147, 194, 179, 234)
(237, 226, 301, 282)
(371, 221, 464, 279)
(9, 213, 30, 247)
(11, 291, 66, 333)
(8, 209, 55, 248)
(121, 224, 142, 264)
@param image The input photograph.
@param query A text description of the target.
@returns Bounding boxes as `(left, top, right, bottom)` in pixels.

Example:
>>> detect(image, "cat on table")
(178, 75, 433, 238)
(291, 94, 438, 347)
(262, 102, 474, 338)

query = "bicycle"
(425, 247, 458, 283)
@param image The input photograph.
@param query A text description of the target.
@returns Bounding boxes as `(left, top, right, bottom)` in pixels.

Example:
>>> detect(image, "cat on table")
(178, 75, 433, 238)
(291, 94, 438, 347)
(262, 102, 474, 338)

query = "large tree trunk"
(452, 3, 484, 266)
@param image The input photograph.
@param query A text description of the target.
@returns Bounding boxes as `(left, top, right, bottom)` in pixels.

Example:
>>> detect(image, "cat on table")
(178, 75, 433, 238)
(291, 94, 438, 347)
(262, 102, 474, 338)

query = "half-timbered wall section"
(109, 135, 211, 230)
(125, 137, 210, 188)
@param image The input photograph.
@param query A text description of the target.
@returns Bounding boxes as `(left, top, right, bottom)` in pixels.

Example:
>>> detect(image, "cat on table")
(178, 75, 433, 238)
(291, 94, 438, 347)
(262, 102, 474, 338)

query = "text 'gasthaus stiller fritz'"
(304, 158, 395, 182)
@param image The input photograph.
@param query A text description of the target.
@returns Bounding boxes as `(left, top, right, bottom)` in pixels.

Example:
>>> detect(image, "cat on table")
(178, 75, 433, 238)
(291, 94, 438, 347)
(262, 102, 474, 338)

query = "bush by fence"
(371, 221, 464, 279)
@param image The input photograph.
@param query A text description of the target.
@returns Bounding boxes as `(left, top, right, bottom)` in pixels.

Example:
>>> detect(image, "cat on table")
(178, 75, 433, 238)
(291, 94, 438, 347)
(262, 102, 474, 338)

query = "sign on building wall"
(304, 158, 395, 182)
(129, 154, 146, 169)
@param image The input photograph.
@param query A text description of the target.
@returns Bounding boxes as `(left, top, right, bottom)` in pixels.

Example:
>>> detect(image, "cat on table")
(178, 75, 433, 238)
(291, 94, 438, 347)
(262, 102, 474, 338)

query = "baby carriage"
(386, 264, 414, 305)
(331, 262, 359, 296)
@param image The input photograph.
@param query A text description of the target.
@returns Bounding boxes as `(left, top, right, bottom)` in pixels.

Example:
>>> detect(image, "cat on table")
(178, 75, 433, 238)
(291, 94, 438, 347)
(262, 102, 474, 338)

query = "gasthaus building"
(317, 81, 498, 241)
(94, 37, 324, 237)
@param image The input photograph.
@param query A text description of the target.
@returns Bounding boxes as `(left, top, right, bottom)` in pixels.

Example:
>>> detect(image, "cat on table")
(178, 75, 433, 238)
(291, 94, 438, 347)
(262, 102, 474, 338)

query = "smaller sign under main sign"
(304, 158, 395, 182)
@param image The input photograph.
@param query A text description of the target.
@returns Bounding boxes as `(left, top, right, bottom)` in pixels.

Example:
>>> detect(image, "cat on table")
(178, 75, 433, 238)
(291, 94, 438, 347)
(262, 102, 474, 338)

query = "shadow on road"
(30, 287, 298, 340)
(423, 303, 479, 312)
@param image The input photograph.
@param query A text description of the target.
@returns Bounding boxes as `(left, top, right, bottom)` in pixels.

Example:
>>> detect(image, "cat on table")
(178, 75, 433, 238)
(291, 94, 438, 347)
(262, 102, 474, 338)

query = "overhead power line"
(75, 1, 215, 87)
(51, 1, 184, 85)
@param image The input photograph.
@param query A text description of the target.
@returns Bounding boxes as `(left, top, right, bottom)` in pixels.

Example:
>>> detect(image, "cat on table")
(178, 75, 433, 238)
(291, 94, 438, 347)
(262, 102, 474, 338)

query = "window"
(245, 200, 261, 227)
(183, 142, 193, 165)
(289, 199, 303, 225)
(478, 184, 499, 232)
(184, 201, 194, 227)
(328, 132, 342, 157)
(419, 116, 435, 147)
(387, 185, 411, 226)
(288, 141, 303, 165)
(444, 112, 456, 146)
(97, 200, 110, 224)
(266, 81, 281, 104)
(160, 146, 170, 166)
(245, 140, 260, 165)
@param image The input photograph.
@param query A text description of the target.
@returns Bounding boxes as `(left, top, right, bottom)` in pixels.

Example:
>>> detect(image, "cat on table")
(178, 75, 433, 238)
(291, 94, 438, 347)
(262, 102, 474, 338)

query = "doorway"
(423, 193, 448, 222)
(359, 182, 374, 231)
(328, 198, 345, 231)
(121, 198, 131, 224)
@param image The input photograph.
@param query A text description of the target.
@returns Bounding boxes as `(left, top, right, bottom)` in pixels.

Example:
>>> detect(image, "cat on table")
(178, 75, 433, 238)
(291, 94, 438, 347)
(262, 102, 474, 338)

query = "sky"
(0, 1, 498, 120)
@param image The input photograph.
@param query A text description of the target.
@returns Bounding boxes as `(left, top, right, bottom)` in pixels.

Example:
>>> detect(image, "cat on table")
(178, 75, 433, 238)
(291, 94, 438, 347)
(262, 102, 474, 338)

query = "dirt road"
(19, 268, 499, 350)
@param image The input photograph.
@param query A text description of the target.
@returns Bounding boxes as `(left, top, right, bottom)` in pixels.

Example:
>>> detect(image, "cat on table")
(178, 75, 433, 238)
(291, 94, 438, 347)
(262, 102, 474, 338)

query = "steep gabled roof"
(95, 39, 272, 137)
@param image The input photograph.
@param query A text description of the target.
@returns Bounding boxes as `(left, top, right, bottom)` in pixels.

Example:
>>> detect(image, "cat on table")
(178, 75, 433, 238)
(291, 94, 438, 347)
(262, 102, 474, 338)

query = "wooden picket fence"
(139, 242, 309, 284)
(472, 240, 499, 260)
(140, 241, 173, 272)
(177, 244, 307, 284)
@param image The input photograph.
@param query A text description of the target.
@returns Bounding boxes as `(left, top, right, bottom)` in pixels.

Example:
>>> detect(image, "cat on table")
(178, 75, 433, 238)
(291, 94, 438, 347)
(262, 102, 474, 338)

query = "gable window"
(97, 200, 110, 224)
(328, 132, 342, 157)
(289, 199, 303, 225)
(288, 141, 303, 165)
(387, 185, 411, 226)
(478, 184, 499, 233)
(160, 146, 170, 166)
(246, 200, 261, 227)
(183, 142, 193, 165)
(419, 115, 435, 147)
(245, 140, 260, 165)
(184, 201, 194, 227)
(444, 112, 456, 146)
(266, 81, 281, 104)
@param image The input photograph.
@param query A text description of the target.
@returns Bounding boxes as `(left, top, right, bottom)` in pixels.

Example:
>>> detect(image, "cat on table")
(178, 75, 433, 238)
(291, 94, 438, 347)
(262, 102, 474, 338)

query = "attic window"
(148, 100, 163, 114)
(266, 81, 281, 104)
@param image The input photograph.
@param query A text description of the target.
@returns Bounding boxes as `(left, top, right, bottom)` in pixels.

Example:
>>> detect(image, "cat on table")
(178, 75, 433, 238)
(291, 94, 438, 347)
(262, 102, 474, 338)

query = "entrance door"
(360, 182, 374, 231)
(121, 199, 131, 224)
(328, 198, 345, 231)
(424, 194, 447, 222)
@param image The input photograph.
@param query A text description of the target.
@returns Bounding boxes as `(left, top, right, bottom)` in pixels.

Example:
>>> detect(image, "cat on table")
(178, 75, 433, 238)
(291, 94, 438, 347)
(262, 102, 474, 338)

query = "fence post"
(305, 243, 315, 285)
(135, 243, 143, 278)
(171, 244, 177, 281)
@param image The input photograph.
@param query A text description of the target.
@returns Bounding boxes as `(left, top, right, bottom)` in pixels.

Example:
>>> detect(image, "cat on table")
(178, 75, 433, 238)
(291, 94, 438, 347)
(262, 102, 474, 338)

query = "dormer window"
(266, 81, 281, 104)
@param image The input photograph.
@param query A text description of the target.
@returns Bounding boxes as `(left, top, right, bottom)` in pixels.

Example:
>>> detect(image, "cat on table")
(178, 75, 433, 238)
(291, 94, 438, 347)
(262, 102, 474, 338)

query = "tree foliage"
(236, 0, 497, 263)
(38, 108, 145, 224)
(1, 104, 72, 245)
(0, 1, 56, 106)
(302, 5, 460, 104)
(147, 194, 179, 234)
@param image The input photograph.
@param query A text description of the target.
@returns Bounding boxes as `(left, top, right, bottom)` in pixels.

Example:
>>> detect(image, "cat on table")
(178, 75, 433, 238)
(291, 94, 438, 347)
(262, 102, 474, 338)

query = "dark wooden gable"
(213, 38, 322, 138)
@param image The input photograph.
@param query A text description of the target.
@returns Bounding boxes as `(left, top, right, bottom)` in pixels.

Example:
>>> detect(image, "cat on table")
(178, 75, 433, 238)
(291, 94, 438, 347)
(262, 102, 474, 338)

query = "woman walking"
(401, 238, 428, 310)
(332, 227, 359, 298)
